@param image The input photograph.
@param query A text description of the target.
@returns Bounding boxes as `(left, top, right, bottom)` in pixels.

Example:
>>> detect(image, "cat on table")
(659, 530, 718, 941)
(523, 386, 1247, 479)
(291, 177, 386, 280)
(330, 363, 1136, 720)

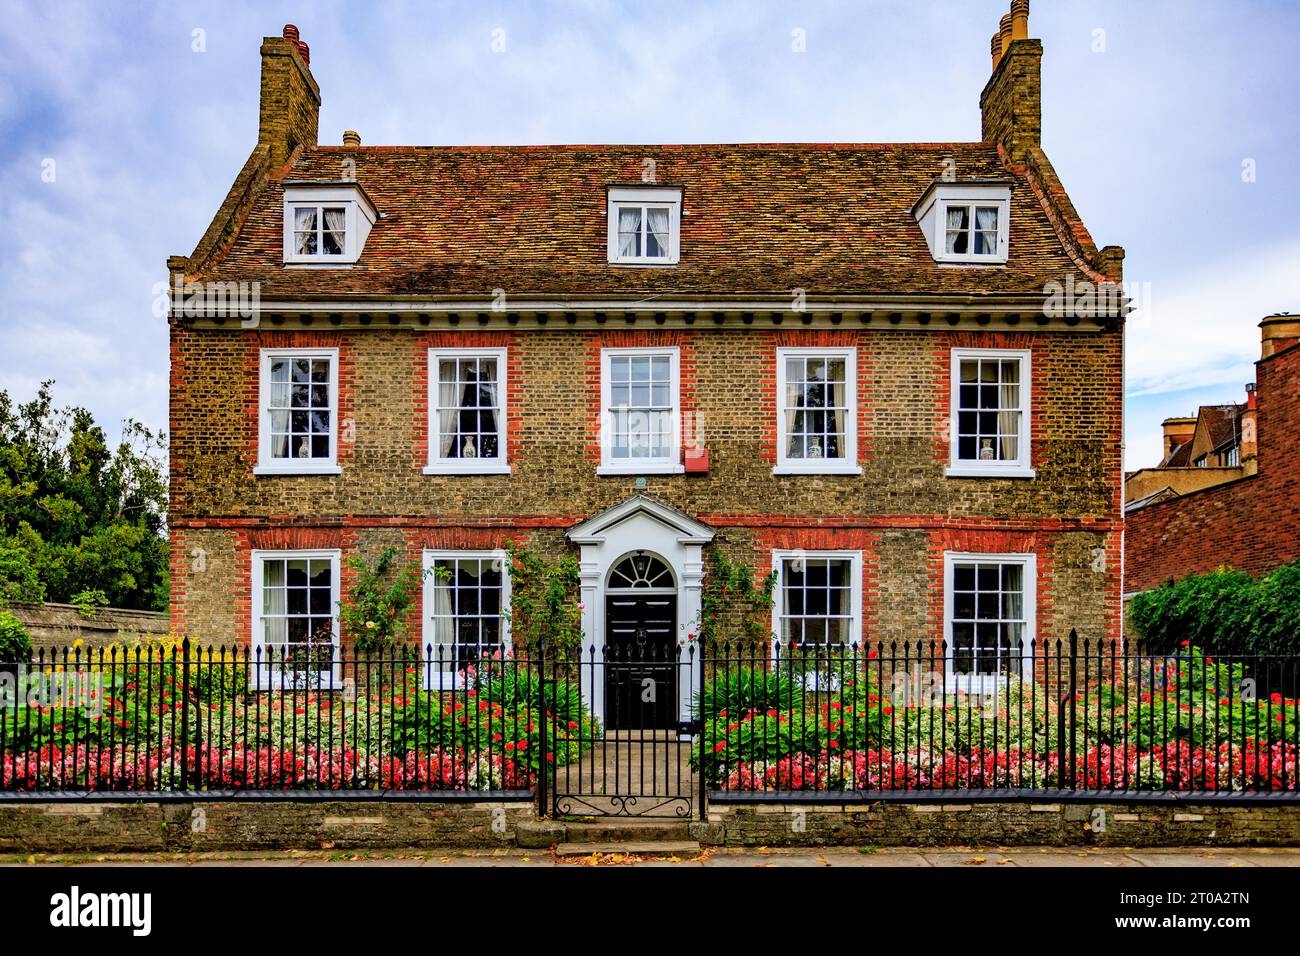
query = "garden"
(0, 633, 599, 793)
(691, 642, 1300, 794)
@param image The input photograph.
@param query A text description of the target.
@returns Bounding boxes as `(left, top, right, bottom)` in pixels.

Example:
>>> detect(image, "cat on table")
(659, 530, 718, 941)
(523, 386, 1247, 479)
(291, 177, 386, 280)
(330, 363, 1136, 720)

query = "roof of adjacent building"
(192, 142, 1097, 300)
(1160, 403, 1245, 467)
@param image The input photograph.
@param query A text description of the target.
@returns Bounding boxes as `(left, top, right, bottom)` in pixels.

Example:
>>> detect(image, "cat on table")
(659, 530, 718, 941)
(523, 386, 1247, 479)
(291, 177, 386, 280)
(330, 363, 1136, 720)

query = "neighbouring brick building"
(1124, 391, 1256, 508)
(169, 3, 1125, 725)
(1125, 316, 1300, 595)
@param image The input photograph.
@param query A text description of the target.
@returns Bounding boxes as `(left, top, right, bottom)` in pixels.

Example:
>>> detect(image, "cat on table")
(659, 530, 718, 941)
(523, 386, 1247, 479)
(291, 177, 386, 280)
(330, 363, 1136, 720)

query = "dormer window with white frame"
(914, 184, 1010, 265)
(607, 187, 681, 265)
(283, 184, 378, 266)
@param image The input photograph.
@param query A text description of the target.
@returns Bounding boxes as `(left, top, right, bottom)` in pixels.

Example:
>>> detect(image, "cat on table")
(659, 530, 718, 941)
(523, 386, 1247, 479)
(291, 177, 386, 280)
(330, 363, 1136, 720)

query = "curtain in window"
(945, 206, 968, 253)
(618, 208, 641, 257)
(294, 208, 317, 255)
(974, 206, 998, 255)
(438, 362, 459, 458)
(431, 571, 455, 671)
(827, 375, 846, 459)
(322, 207, 346, 254)
(647, 208, 670, 257)
(998, 377, 1020, 460)
(262, 563, 287, 650)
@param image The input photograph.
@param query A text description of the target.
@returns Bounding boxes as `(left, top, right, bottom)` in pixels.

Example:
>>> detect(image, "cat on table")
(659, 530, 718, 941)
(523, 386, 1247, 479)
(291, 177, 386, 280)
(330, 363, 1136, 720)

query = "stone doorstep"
(564, 819, 693, 843)
(555, 841, 702, 858)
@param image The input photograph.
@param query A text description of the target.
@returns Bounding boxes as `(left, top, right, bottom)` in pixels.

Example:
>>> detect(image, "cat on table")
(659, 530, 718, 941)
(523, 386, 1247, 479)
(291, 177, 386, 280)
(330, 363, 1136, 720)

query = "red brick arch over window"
(241, 331, 356, 472)
(930, 330, 1048, 466)
(759, 329, 873, 465)
(411, 331, 522, 469)
(583, 330, 698, 463)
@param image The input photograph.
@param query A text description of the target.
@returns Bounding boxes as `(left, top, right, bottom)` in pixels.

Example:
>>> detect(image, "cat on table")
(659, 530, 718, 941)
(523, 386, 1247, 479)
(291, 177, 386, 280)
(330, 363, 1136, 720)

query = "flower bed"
(695, 646, 1300, 794)
(0, 644, 596, 793)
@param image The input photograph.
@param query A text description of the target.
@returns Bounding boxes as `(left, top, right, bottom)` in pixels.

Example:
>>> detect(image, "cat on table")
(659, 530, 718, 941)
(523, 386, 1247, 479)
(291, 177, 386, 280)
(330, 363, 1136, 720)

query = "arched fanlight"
(608, 551, 674, 590)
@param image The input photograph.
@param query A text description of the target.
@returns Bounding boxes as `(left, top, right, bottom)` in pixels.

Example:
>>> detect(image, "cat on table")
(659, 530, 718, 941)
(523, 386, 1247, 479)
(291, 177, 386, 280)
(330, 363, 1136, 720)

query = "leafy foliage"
(695, 664, 803, 720)
(501, 541, 581, 659)
(338, 547, 426, 653)
(0, 383, 168, 611)
(1130, 561, 1300, 657)
(697, 548, 776, 649)
(0, 610, 31, 665)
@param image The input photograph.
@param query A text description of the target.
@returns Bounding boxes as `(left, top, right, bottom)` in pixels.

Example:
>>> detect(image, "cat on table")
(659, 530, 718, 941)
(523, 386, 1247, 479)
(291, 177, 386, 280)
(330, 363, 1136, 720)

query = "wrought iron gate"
(541, 642, 703, 818)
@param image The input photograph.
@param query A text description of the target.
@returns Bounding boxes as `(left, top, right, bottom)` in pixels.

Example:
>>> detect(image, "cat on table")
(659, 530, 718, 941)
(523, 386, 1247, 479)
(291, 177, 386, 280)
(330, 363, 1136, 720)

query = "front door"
(604, 593, 677, 730)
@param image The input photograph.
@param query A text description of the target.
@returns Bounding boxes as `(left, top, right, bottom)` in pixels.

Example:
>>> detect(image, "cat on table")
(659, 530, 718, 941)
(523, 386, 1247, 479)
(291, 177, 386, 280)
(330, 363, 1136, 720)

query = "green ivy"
(697, 548, 776, 650)
(338, 547, 427, 654)
(501, 541, 581, 661)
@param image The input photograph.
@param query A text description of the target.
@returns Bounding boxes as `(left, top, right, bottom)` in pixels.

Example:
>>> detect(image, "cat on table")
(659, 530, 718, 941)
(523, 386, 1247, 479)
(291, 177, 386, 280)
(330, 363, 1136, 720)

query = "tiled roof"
(193, 143, 1093, 299)
(1201, 404, 1244, 452)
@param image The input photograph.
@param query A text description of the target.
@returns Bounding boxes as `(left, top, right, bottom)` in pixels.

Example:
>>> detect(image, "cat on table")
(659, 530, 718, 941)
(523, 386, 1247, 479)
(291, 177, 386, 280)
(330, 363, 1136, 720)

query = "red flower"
(1271, 693, 1284, 706)
(714, 742, 727, 752)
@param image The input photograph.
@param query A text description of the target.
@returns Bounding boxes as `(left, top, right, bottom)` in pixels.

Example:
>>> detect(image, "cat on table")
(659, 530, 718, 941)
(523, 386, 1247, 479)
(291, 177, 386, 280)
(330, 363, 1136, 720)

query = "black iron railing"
(696, 632, 1300, 799)
(0, 641, 561, 797)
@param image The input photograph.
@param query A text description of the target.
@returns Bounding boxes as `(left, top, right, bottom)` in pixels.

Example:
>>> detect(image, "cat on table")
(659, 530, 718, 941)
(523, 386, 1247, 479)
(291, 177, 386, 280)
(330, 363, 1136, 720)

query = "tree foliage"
(1129, 562, 1300, 657)
(0, 383, 168, 611)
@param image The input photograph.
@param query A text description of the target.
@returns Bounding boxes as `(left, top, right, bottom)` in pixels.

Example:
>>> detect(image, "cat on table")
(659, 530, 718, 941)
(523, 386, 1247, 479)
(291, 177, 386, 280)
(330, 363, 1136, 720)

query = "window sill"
(944, 465, 1036, 480)
(596, 463, 685, 476)
(253, 464, 343, 477)
(606, 259, 680, 268)
(423, 463, 512, 476)
(934, 257, 1007, 267)
(282, 260, 358, 269)
(772, 463, 863, 476)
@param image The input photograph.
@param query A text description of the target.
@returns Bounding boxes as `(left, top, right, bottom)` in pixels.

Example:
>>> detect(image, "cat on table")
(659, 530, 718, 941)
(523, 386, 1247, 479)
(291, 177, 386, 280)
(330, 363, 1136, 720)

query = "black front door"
(604, 593, 677, 730)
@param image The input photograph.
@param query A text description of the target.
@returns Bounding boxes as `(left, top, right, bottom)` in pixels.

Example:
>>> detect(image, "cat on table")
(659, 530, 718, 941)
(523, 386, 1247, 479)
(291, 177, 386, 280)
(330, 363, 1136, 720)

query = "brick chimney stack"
(258, 24, 320, 170)
(1160, 418, 1196, 461)
(980, 0, 1041, 164)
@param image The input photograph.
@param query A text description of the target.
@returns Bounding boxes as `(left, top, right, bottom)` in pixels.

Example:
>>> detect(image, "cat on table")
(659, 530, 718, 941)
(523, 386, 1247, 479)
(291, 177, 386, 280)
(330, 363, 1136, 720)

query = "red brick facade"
(1126, 339, 1300, 592)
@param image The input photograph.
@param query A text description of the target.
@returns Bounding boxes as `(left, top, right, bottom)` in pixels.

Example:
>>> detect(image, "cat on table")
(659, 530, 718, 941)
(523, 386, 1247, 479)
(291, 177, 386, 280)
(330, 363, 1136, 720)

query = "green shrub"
(695, 665, 803, 720)
(1129, 561, 1300, 658)
(0, 610, 32, 666)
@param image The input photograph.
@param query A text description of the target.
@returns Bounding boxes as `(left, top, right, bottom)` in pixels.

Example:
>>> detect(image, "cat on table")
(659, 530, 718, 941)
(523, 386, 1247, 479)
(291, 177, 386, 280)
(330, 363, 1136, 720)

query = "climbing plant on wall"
(697, 547, 776, 650)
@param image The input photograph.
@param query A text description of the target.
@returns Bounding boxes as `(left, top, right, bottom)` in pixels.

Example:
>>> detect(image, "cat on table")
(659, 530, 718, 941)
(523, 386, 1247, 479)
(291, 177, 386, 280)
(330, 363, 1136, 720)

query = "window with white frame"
(423, 551, 509, 680)
(607, 187, 681, 265)
(944, 553, 1034, 686)
(282, 185, 378, 265)
(426, 348, 508, 474)
(252, 550, 340, 683)
(773, 552, 861, 649)
(776, 348, 859, 474)
(913, 185, 1010, 265)
(599, 347, 681, 473)
(948, 348, 1033, 478)
(256, 349, 340, 475)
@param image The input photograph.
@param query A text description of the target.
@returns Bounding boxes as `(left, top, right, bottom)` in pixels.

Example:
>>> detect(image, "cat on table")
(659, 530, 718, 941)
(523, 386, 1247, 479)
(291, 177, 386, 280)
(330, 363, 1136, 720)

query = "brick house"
(1125, 315, 1300, 595)
(168, 3, 1125, 724)
(1124, 392, 1256, 508)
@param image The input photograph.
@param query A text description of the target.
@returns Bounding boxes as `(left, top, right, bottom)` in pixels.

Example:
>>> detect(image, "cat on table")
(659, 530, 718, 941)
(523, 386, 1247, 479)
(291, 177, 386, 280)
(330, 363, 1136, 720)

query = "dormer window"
(283, 184, 378, 266)
(607, 187, 681, 265)
(913, 184, 1010, 265)
(293, 205, 347, 257)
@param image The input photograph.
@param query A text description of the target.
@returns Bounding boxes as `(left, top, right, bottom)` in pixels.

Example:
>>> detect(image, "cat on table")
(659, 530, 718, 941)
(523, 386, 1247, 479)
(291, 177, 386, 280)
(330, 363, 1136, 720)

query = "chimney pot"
(295, 39, 310, 68)
(1010, 0, 1030, 41)
(342, 130, 361, 148)
(999, 13, 1014, 56)
(282, 24, 299, 41)
(991, 33, 1003, 71)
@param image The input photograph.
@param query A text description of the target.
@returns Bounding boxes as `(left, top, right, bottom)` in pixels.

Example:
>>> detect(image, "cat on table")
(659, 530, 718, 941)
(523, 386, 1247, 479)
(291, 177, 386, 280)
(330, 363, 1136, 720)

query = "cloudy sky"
(1, 0, 1296, 470)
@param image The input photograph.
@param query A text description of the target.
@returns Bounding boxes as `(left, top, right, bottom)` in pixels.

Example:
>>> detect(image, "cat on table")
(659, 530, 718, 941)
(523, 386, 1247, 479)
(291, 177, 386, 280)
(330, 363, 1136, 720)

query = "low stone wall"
(701, 801, 1300, 848)
(6, 602, 170, 651)
(3, 798, 1300, 852)
(0, 800, 532, 853)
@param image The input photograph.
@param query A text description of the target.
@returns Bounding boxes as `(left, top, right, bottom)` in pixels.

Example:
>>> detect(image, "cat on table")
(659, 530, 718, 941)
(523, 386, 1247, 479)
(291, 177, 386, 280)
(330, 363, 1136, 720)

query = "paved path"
(5, 847, 1300, 867)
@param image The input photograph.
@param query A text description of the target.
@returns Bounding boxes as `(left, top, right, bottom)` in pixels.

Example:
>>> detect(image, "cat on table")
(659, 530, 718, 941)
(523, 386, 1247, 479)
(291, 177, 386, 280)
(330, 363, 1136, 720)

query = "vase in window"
(979, 438, 995, 461)
(462, 436, 477, 458)
(807, 437, 823, 459)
